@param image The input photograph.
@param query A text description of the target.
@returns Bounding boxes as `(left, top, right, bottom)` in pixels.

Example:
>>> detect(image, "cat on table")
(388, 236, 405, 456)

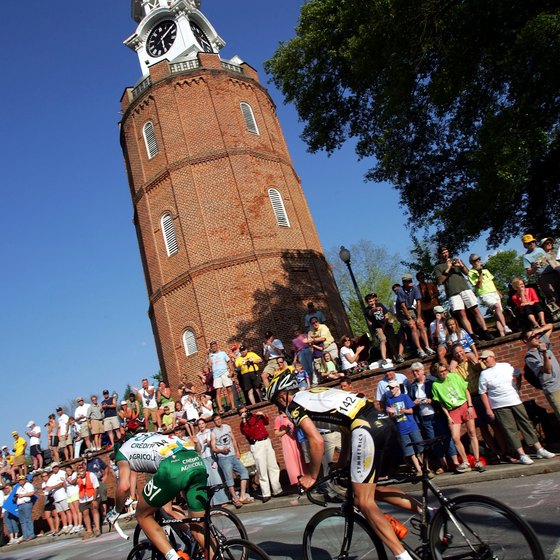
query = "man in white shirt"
(478, 349, 555, 465)
(74, 397, 92, 456)
(44, 463, 72, 534)
(25, 421, 43, 472)
(56, 407, 72, 462)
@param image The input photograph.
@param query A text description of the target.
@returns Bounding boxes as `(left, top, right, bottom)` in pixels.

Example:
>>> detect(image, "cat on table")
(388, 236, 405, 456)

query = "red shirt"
(512, 287, 539, 310)
(240, 414, 270, 442)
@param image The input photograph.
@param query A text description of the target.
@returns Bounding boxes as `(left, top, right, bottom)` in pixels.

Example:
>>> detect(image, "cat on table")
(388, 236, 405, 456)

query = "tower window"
(240, 102, 259, 135)
(161, 213, 179, 256)
(143, 121, 159, 158)
(183, 330, 198, 356)
(268, 188, 290, 227)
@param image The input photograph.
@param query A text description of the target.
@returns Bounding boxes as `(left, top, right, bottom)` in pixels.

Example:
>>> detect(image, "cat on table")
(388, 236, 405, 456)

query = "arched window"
(161, 213, 179, 256)
(183, 330, 198, 357)
(143, 121, 159, 158)
(268, 188, 290, 227)
(240, 102, 259, 134)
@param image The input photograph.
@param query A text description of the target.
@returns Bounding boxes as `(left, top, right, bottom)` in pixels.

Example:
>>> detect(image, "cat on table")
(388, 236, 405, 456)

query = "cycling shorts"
(349, 405, 401, 484)
(142, 450, 208, 512)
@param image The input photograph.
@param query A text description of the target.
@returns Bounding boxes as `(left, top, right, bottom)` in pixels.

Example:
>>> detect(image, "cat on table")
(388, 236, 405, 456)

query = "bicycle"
(119, 484, 270, 560)
(302, 437, 545, 560)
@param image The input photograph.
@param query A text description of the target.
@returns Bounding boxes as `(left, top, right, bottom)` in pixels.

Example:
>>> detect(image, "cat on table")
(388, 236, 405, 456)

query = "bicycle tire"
(303, 507, 388, 560)
(133, 521, 180, 548)
(209, 505, 248, 542)
(127, 542, 164, 560)
(429, 494, 545, 560)
(216, 538, 272, 560)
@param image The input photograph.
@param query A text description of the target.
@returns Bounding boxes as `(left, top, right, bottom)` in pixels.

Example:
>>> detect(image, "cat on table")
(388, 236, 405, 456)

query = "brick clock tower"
(120, 0, 349, 388)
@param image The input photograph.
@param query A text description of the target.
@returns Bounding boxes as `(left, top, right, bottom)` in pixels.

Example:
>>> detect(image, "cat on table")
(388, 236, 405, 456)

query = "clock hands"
(157, 24, 174, 46)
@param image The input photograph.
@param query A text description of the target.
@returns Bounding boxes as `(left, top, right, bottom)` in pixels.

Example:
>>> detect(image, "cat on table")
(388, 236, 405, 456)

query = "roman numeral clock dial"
(147, 20, 177, 57)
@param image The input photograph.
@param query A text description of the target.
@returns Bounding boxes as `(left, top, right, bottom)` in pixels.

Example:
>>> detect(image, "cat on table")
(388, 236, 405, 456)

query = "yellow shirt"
(235, 352, 262, 375)
(13, 437, 26, 457)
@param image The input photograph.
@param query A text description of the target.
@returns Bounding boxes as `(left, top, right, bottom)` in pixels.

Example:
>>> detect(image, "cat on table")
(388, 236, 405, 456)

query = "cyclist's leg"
(136, 493, 174, 558)
(183, 465, 209, 556)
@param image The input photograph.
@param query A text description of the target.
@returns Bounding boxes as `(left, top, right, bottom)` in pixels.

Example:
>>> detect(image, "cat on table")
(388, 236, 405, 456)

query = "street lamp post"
(339, 246, 377, 343)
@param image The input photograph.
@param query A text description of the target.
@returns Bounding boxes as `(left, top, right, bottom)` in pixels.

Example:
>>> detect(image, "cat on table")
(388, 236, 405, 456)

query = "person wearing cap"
(88, 395, 104, 452)
(25, 421, 43, 472)
(74, 397, 92, 456)
(262, 331, 287, 388)
(375, 369, 411, 409)
(522, 233, 560, 308)
(208, 341, 236, 413)
(478, 349, 555, 465)
(44, 462, 73, 534)
(467, 254, 512, 337)
(304, 302, 326, 330)
(102, 389, 121, 445)
(394, 273, 436, 361)
(365, 293, 396, 367)
(15, 474, 36, 541)
(11, 431, 27, 478)
(434, 245, 494, 342)
(428, 305, 449, 363)
(523, 323, 560, 422)
(234, 345, 263, 405)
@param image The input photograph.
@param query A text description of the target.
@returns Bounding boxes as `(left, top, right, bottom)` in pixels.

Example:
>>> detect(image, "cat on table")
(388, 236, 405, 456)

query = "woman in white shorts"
(65, 465, 83, 533)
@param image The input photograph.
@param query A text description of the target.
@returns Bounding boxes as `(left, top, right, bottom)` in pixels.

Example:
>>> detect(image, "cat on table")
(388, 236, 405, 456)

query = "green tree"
(326, 240, 402, 335)
(484, 250, 525, 300)
(400, 232, 438, 279)
(265, 0, 560, 249)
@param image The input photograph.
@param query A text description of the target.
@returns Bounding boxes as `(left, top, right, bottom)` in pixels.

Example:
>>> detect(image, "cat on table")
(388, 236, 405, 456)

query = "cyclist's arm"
(115, 460, 132, 513)
(298, 417, 324, 488)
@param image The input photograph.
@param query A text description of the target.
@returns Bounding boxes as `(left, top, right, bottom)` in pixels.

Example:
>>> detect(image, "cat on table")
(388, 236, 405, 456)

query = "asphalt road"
(2, 472, 559, 559)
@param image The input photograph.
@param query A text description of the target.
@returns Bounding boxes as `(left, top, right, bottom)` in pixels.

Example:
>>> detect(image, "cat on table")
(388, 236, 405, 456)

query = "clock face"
(190, 21, 213, 53)
(147, 20, 177, 58)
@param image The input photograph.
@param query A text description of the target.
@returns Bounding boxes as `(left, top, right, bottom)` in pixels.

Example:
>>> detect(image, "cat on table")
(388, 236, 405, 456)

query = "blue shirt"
(209, 350, 230, 379)
(386, 393, 419, 435)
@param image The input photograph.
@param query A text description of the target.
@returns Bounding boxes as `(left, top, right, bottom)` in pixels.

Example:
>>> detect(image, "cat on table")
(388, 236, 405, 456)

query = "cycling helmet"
(266, 371, 300, 403)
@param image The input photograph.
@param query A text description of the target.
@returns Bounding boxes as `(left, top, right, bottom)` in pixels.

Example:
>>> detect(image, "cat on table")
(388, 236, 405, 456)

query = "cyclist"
(108, 421, 207, 560)
(267, 372, 420, 560)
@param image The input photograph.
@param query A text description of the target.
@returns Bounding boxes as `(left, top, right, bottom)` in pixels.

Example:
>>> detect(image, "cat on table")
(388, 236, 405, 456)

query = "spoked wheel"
(127, 542, 164, 560)
(429, 494, 545, 560)
(303, 508, 388, 560)
(216, 538, 272, 560)
(209, 506, 248, 542)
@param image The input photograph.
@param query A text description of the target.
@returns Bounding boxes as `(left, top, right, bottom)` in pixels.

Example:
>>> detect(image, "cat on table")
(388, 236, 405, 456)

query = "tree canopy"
(265, 0, 560, 249)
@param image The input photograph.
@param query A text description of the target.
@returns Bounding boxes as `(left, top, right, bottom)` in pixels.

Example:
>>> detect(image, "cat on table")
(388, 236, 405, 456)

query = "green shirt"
(434, 262, 470, 297)
(431, 372, 468, 410)
(467, 268, 496, 296)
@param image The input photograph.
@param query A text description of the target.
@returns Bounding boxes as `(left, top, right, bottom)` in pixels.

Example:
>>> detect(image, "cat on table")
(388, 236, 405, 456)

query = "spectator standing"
(274, 411, 306, 488)
(88, 395, 104, 452)
(430, 362, 485, 474)
(65, 465, 82, 534)
(522, 233, 560, 307)
(15, 475, 35, 542)
(25, 421, 43, 472)
(208, 341, 236, 413)
(304, 302, 326, 330)
(74, 397, 92, 455)
(385, 380, 425, 476)
(262, 331, 286, 388)
(416, 271, 440, 325)
(76, 462, 101, 540)
(429, 305, 449, 363)
(195, 419, 229, 506)
(478, 350, 555, 464)
(156, 381, 174, 429)
(101, 390, 120, 445)
(524, 324, 560, 421)
(234, 345, 264, 405)
(2, 484, 20, 544)
(40, 471, 58, 535)
(239, 407, 283, 503)
(291, 327, 314, 381)
(308, 318, 338, 373)
(45, 462, 72, 534)
(376, 369, 411, 410)
(467, 254, 512, 336)
(11, 432, 27, 477)
(365, 293, 395, 366)
(210, 413, 252, 507)
(394, 273, 435, 360)
(85, 453, 109, 520)
(134, 380, 158, 431)
(434, 245, 494, 341)
(46, 413, 60, 464)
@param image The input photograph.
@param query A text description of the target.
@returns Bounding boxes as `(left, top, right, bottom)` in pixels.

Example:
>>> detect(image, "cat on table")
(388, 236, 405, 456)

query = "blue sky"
(0, 0, 515, 449)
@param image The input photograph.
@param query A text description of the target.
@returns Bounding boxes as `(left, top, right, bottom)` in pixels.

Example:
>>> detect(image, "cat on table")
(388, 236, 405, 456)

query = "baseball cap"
(76, 396, 84, 402)
(479, 350, 495, 359)
(51, 462, 59, 468)
(26, 421, 34, 428)
(540, 237, 553, 246)
(11, 431, 18, 436)
(2, 446, 8, 450)
(121, 401, 127, 405)
(103, 389, 109, 394)
(239, 345, 247, 351)
(17, 475, 26, 481)
(469, 253, 481, 264)
(521, 234, 536, 244)
(402, 273, 413, 281)
(433, 305, 445, 314)
(387, 380, 400, 388)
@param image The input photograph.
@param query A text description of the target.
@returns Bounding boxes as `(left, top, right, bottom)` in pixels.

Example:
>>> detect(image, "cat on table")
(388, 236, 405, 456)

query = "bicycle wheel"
(210, 506, 248, 541)
(303, 508, 388, 560)
(133, 522, 180, 548)
(217, 538, 272, 560)
(429, 494, 545, 560)
(127, 542, 164, 560)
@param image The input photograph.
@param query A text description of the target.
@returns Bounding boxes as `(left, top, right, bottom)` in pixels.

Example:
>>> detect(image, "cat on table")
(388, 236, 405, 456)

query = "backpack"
(523, 363, 542, 390)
